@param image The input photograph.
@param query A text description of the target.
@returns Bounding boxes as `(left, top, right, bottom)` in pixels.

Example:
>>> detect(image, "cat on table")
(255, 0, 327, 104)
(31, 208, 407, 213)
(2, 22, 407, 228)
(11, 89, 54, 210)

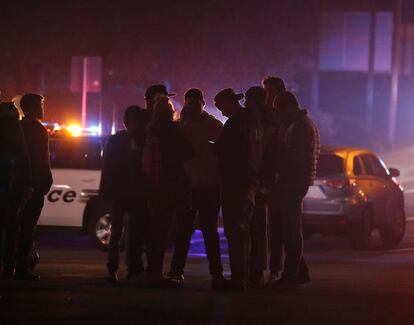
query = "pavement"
(2, 222, 414, 324)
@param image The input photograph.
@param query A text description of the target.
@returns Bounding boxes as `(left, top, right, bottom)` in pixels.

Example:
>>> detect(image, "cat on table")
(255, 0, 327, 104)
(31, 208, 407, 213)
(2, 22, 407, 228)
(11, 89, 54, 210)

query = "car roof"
(321, 145, 374, 157)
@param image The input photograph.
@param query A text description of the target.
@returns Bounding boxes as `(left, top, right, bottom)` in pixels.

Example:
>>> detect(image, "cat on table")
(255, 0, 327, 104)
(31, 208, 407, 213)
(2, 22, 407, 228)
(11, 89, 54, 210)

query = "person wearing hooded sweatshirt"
(166, 88, 225, 289)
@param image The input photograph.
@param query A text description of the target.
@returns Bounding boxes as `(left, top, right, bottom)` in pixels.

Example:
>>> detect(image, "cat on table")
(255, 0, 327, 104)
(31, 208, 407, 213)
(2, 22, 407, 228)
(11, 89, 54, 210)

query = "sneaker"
(164, 271, 184, 287)
(250, 274, 265, 289)
(106, 271, 119, 285)
(14, 271, 40, 281)
(211, 274, 229, 291)
(267, 272, 281, 285)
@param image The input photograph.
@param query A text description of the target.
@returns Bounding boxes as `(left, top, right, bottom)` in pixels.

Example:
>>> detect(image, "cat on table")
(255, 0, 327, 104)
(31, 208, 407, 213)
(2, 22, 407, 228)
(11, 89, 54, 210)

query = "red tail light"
(324, 179, 349, 190)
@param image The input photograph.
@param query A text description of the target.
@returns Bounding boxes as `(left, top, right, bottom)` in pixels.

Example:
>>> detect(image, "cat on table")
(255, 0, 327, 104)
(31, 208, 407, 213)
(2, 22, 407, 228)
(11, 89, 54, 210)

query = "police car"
(38, 124, 114, 250)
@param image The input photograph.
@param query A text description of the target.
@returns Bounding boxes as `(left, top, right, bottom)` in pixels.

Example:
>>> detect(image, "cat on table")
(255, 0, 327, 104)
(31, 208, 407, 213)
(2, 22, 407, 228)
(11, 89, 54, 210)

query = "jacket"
(181, 111, 223, 189)
(278, 110, 320, 188)
(216, 108, 263, 194)
(20, 117, 52, 196)
(100, 130, 145, 200)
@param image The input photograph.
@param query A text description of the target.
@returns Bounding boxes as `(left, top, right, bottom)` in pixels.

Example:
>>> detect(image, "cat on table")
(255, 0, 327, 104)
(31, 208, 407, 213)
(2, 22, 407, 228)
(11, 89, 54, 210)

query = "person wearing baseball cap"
(214, 88, 264, 291)
(166, 88, 226, 289)
(144, 84, 175, 115)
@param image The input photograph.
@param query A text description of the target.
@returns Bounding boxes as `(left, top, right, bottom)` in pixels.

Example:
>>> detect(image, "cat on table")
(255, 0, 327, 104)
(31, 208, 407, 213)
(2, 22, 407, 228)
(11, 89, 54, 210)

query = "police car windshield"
(50, 137, 104, 170)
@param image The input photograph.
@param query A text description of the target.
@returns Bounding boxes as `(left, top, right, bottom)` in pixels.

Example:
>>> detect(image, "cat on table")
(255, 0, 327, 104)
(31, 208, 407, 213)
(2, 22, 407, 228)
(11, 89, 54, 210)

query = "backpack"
(142, 135, 162, 187)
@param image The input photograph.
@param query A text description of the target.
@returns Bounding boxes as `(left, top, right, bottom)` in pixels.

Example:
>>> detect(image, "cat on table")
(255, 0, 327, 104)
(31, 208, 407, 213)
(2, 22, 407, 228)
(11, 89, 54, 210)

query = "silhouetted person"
(215, 88, 263, 291)
(262, 76, 287, 284)
(100, 106, 148, 284)
(15, 94, 53, 281)
(166, 88, 225, 289)
(262, 76, 286, 109)
(144, 96, 193, 287)
(244, 86, 277, 287)
(271, 91, 320, 287)
(144, 84, 175, 117)
(0, 102, 31, 279)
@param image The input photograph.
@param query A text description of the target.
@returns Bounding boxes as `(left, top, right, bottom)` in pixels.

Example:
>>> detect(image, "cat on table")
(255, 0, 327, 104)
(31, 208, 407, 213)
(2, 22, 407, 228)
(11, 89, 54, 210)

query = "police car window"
(317, 154, 344, 177)
(360, 155, 374, 176)
(353, 156, 364, 175)
(49, 138, 103, 170)
(368, 155, 389, 178)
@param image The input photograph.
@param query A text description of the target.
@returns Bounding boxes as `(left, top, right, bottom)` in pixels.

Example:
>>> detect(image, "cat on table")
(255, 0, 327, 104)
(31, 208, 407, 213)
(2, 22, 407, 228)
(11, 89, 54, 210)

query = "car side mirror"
(388, 167, 400, 178)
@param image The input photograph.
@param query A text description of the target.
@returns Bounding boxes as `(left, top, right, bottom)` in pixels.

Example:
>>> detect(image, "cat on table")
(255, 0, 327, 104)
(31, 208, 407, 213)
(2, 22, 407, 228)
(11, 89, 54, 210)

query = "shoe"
(267, 272, 281, 285)
(2, 269, 15, 280)
(250, 274, 265, 289)
(106, 271, 119, 285)
(164, 271, 184, 287)
(127, 272, 146, 286)
(211, 274, 229, 291)
(297, 272, 311, 284)
(271, 276, 297, 288)
(14, 271, 40, 281)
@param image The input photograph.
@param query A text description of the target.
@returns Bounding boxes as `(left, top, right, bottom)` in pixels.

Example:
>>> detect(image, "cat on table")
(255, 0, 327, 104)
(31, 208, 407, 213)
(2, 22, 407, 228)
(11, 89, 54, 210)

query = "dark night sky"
(1, 0, 316, 124)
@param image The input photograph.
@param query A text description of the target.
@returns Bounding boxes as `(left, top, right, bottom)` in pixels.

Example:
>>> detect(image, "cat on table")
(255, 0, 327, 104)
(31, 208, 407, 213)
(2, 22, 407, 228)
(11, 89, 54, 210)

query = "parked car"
(303, 146, 405, 250)
(38, 134, 115, 250)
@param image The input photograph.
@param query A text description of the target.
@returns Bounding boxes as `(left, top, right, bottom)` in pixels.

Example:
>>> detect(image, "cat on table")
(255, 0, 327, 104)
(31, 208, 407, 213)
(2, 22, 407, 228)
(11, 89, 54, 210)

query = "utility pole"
(366, 1, 377, 134)
(389, 0, 403, 147)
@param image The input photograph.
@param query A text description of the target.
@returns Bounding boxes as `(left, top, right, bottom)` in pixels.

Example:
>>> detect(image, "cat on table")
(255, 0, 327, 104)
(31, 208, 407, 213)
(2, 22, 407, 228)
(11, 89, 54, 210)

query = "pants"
(107, 195, 148, 274)
(222, 188, 254, 284)
(250, 192, 268, 280)
(171, 186, 223, 276)
(16, 194, 44, 273)
(268, 187, 284, 274)
(146, 186, 191, 275)
(277, 185, 309, 279)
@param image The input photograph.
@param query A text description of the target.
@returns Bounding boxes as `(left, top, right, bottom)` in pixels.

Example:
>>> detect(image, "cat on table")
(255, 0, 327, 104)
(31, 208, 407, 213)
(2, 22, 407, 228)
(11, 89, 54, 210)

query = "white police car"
(38, 125, 114, 250)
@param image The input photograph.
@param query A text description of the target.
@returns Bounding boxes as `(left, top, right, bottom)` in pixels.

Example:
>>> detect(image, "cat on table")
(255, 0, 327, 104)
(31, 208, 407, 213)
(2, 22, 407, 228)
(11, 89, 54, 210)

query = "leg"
(268, 187, 284, 275)
(170, 191, 195, 276)
(222, 189, 253, 288)
(281, 186, 308, 281)
(15, 195, 44, 274)
(196, 187, 223, 276)
(250, 192, 267, 283)
(126, 195, 149, 275)
(107, 199, 125, 274)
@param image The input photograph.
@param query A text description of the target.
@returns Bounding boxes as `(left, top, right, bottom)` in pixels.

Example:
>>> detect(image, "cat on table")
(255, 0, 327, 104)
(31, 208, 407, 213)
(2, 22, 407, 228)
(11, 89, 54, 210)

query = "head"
(244, 86, 267, 109)
(123, 105, 144, 133)
(148, 96, 176, 131)
(273, 91, 300, 125)
(262, 76, 286, 108)
(182, 88, 205, 120)
(214, 88, 244, 118)
(0, 102, 20, 120)
(20, 93, 44, 120)
(144, 84, 175, 112)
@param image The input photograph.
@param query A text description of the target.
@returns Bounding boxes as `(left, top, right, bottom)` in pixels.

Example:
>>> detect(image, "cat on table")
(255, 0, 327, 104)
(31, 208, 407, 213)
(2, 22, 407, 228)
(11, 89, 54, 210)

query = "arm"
(286, 121, 308, 171)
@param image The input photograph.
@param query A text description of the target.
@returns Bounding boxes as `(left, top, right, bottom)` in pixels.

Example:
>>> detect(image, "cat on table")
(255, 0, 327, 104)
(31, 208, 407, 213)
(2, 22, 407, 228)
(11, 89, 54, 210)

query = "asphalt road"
(2, 220, 414, 324)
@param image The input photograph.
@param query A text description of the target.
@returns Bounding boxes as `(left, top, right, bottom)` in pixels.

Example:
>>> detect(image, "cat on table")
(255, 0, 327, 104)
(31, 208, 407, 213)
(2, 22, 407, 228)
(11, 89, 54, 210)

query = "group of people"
(100, 77, 320, 291)
(0, 94, 53, 281)
(0, 76, 320, 292)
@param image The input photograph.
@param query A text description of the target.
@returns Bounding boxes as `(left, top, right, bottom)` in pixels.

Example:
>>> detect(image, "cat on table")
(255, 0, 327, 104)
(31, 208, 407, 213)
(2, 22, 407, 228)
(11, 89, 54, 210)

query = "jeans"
(171, 186, 223, 276)
(277, 185, 309, 280)
(16, 194, 44, 273)
(222, 188, 254, 285)
(250, 192, 268, 280)
(146, 186, 191, 275)
(107, 195, 148, 274)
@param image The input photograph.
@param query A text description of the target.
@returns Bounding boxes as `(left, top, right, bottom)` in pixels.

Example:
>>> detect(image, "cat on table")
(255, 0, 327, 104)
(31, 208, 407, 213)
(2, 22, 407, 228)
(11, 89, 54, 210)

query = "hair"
(20, 93, 44, 118)
(123, 105, 142, 124)
(262, 76, 286, 93)
(274, 91, 300, 111)
(147, 96, 176, 133)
